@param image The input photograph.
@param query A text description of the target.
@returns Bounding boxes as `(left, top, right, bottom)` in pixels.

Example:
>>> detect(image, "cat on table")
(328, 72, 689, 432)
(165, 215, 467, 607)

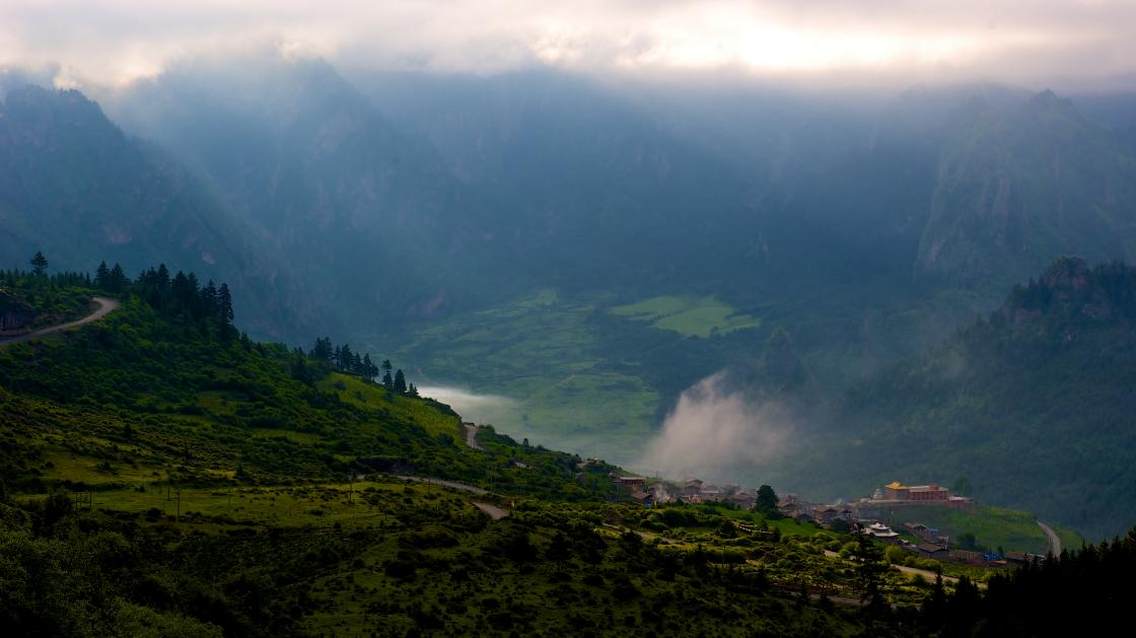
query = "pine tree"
(217, 283, 234, 324)
(336, 344, 355, 371)
(30, 251, 48, 276)
(382, 371, 393, 390)
(109, 263, 127, 292)
(393, 369, 407, 394)
(95, 261, 110, 289)
(310, 337, 333, 363)
(171, 271, 192, 316)
(201, 280, 219, 317)
(290, 348, 313, 384)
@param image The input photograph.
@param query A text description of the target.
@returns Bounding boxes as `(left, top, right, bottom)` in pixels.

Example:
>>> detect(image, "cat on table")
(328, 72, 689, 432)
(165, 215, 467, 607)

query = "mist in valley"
(417, 385, 521, 429)
(3, 1, 1136, 539)
(636, 372, 793, 483)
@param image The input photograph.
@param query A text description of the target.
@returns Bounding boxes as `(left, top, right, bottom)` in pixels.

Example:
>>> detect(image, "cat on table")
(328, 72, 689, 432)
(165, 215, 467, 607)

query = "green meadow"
(611, 295, 761, 338)
(385, 289, 767, 463)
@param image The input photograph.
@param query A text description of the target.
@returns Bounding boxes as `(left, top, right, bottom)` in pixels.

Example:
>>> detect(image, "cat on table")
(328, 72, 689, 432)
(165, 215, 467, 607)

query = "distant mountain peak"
(1023, 88, 1082, 121)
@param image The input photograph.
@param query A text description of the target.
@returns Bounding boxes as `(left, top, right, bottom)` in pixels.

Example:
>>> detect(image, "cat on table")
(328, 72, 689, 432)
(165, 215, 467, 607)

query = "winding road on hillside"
(1037, 521, 1062, 556)
(0, 297, 119, 347)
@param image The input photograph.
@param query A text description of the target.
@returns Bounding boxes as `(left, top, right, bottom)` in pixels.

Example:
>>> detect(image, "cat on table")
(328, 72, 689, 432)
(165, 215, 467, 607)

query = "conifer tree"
(310, 337, 333, 363)
(393, 369, 407, 394)
(30, 251, 48, 276)
(218, 283, 234, 324)
(95, 261, 110, 289)
(201, 280, 219, 316)
(109, 263, 127, 292)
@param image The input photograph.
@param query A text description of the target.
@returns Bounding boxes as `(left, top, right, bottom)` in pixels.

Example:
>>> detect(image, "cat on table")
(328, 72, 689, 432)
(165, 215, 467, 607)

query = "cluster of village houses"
(610, 473, 1045, 567)
(610, 474, 758, 509)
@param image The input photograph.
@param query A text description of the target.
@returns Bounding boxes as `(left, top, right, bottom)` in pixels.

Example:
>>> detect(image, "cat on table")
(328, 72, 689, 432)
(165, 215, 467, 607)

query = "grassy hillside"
(0, 270, 917, 637)
(874, 505, 1081, 556)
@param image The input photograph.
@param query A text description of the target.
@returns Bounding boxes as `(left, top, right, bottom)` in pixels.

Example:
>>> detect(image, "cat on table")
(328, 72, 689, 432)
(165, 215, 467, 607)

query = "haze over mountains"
(4, 53, 1136, 537)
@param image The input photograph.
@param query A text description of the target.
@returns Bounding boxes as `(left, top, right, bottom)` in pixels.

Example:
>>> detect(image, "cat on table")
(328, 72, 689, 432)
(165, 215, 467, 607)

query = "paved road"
(0, 297, 119, 347)
(1037, 521, 1062, 556)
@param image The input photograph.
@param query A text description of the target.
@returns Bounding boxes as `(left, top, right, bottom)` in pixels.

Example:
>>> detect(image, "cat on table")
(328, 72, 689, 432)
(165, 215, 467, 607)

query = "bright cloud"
(1, 1, 1134, 88)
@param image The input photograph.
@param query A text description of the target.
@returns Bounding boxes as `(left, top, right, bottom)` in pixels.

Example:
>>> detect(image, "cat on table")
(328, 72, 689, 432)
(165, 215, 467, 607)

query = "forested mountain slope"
(0, 83, 298, 338)
(917, 92, 1136, 287)
(810, 257, 1136, 539)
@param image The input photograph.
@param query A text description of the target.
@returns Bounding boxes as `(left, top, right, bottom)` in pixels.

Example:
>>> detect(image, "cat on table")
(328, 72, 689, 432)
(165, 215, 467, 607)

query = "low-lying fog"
(417, 385, 521, 428)
(421, 375, 793, 486)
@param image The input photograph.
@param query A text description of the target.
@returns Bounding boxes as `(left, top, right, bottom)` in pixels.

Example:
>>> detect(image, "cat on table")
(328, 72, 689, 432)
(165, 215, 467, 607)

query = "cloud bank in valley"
(637, 372, 792, 482)
(417, 385, 520, 427)
(2, 1, 1136, 89)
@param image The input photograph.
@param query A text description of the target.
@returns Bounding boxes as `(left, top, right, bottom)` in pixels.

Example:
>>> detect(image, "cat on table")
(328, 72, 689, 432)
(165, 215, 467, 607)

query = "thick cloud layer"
(637, 373, 792, 482)
(2, 1, 1135, 89)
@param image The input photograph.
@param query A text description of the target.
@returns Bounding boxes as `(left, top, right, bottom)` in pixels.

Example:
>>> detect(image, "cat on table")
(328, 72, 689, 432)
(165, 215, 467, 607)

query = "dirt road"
(394, 475, 489, 495)
(892, 564, 961, 585)
(472, 501, 509, 520)
(0, 297, 119, 347)
(1037, 521, 1062, 556)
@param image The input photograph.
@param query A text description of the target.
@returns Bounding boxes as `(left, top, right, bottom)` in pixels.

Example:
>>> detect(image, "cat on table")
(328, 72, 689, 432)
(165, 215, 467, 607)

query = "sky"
(2, 1, 1135, 90)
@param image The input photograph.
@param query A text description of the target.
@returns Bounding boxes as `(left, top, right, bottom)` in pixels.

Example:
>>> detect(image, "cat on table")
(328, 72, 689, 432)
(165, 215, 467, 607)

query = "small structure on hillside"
(949, 549, 986, 565)
(915, 543, 949, 558)
(863, 522, 901, 542)
(726, 488, 756, 509)
(904, 522, 950, 546)
(682, 479, 704, 499)
(885, 481, 949, 501)
(613, 475, 647, 490)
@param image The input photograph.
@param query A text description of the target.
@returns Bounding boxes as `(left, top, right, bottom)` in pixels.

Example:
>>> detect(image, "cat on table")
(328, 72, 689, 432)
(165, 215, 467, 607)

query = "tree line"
(915, 527, 1136, 635)
(1, 252, 100, 290)
(10, 252, 420, 396)
(4, 252, 235, 336)
(293, 336, 417, 396)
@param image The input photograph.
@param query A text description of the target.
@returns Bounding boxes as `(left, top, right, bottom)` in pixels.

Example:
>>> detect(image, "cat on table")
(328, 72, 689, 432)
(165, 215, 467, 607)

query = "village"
(607, 470, 1047, 568)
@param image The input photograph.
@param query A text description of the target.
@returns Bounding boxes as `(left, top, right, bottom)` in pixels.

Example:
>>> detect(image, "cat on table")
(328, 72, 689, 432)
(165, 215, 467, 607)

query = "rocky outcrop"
(915, 90, 1136, 288)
